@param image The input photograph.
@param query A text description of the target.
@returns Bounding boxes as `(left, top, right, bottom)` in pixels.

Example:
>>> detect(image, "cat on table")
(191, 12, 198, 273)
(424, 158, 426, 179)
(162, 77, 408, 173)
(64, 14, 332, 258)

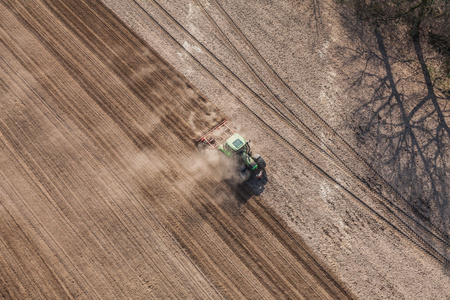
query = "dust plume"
(187, 149, 244, 184)
(128, 147, 244, 200)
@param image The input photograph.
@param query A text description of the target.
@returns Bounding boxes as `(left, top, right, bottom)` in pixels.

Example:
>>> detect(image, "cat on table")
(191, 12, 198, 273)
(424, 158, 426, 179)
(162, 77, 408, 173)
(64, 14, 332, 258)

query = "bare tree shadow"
(335, 8, 449, 260)
(370, 28, 448, 230)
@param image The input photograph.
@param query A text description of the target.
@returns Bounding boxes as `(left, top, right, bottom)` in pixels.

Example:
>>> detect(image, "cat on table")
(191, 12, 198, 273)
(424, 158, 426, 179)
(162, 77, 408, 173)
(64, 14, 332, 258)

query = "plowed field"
(0, 0, 352, 298)
(99, 1, 450, 299)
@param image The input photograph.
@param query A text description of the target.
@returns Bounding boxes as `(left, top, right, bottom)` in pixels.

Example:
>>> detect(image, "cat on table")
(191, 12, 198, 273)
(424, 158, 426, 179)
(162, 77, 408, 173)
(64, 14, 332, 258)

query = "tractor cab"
(218, 134, 248, 157)
(219, 134, 263, 179)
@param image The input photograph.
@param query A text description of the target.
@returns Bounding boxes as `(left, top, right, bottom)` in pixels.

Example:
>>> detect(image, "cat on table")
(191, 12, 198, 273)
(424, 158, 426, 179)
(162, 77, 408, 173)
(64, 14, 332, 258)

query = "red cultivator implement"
(195, 118, 234, 148)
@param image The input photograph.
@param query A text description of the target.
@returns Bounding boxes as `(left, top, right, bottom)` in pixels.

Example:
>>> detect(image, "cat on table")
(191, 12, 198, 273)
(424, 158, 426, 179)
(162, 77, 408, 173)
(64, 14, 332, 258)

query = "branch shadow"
(337, 13, 449, 258)
(373, 27, 449, 223)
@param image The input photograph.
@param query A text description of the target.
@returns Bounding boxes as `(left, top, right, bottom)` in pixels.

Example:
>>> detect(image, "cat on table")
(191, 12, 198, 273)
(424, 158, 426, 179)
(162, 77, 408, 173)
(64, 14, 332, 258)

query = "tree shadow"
(330, 3, 450, 259)
(375, 27, 449, 223)
(341, 18, 449, 243)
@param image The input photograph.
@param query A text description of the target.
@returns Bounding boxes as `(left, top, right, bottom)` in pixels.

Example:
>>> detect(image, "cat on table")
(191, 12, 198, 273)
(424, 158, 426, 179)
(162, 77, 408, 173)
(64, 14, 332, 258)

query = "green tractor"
(218, 133, 266, 181)
(196, 119, 266, 182)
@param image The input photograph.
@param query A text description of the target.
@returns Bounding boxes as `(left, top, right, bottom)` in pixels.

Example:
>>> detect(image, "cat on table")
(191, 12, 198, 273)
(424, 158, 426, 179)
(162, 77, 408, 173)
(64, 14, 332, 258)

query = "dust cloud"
(187, 149, 244, 184)
(128, 148, 244, 198)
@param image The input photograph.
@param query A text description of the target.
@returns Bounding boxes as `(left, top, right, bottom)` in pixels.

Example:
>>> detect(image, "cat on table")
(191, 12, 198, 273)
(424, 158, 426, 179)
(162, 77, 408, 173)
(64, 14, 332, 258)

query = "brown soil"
(0, 0, 353, 298)
(101, 0, 450, 299)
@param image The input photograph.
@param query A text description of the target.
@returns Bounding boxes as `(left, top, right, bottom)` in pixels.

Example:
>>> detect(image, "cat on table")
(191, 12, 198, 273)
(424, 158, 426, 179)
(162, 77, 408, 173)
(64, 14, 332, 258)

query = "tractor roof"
(225, 133, 246, 151)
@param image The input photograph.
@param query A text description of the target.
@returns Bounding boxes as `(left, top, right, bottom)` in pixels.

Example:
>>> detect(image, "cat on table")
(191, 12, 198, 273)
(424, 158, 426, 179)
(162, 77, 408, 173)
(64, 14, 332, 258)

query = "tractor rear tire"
(252, 154, 266, 169)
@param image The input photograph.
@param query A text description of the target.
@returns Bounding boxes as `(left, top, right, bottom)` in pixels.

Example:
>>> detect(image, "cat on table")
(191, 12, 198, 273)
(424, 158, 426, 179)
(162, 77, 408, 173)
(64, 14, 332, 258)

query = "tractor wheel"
(252, 154, 266, 169)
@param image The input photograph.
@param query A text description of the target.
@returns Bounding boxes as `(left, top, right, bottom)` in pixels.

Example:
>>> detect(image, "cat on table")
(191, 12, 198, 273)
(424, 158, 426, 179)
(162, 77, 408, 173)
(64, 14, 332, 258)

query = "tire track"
(206, 0, 449, 249)
(129, 0, 448, 265)
(0, 0, 355, 298)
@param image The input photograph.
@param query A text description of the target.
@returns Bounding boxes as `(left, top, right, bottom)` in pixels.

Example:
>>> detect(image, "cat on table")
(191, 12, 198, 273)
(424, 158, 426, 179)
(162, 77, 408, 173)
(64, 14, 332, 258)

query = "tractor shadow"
(225, 171, 268, 205)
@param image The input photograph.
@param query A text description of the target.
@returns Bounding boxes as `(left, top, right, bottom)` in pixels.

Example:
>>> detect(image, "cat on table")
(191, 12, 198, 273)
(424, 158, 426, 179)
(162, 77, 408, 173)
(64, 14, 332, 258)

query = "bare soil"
(0, 0, 354, 298)
(101, 0, 450, 299)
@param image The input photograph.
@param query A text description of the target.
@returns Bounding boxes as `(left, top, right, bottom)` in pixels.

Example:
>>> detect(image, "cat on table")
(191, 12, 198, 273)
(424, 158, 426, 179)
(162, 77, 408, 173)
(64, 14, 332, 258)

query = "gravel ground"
(102, 0, 450, 298)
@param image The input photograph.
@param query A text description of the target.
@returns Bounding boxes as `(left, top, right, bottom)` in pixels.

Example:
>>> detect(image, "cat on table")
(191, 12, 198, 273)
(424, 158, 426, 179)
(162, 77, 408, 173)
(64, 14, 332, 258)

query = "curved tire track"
(0, 0, 352, 298)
